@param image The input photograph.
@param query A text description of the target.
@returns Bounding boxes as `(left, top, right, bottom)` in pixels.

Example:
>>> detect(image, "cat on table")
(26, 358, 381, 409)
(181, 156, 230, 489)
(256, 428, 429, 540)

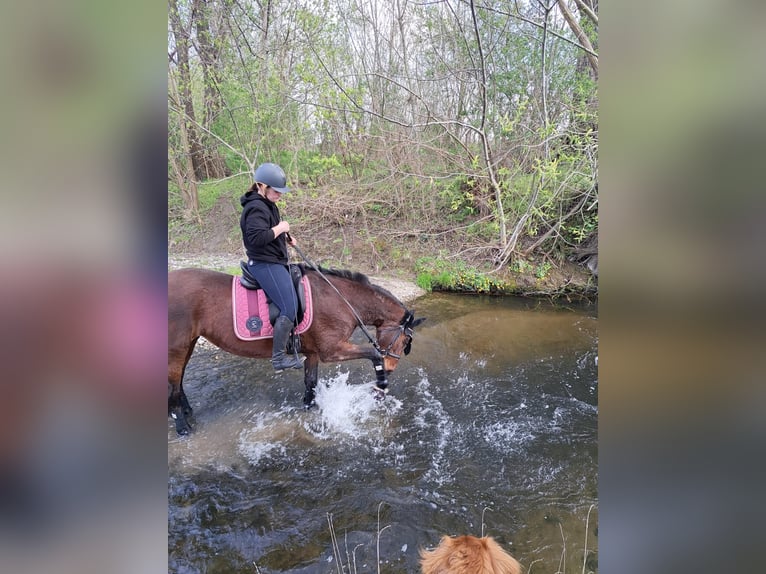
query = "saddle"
(232, 262, 313, 343)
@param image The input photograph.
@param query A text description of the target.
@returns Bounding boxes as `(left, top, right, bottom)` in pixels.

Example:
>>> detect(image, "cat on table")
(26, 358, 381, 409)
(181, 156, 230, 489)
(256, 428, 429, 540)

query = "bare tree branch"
(572, 0, 598, 25)
(556, 0, 598, 77)
(472, 1, 598, 58)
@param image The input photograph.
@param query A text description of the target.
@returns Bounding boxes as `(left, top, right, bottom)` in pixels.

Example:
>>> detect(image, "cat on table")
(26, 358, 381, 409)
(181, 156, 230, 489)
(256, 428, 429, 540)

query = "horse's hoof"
(174, 418, 192, 436)
(372, 386, 388, 401)
(303, 399, 316, 410)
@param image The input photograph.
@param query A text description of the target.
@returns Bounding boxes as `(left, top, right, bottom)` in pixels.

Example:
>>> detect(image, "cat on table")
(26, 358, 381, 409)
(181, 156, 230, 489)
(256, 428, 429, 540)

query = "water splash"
(310, 371, 401, 437)
(236, 372, 406, 466)
(483, 418, 536, 450)
(414, 371, 456, 486)
(237, 412, 289, 465)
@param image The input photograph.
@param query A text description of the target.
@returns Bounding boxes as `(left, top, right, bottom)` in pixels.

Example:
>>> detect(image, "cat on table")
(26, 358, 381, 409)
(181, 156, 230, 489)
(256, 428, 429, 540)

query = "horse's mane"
(300, 264, 404, 306)
(312, 265, 370, 285)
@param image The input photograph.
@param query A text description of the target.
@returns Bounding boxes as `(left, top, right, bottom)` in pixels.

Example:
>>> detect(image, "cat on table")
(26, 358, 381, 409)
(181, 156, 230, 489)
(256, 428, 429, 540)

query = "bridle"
(377, 314, 417, 360)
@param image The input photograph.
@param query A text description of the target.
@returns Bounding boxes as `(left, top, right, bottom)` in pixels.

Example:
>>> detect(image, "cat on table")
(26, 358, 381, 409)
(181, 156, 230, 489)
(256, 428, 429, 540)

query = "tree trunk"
(192, 0, 229, 179)
(557, 0, 598, 79)
(169, 146, 200, 222)
(168, 61, 200, 220)
(169, 0, 207, 182)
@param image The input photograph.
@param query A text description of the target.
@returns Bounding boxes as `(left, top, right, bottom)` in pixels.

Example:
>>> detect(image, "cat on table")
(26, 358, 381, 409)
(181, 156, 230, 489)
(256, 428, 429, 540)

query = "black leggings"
(247, 261, 298, 322)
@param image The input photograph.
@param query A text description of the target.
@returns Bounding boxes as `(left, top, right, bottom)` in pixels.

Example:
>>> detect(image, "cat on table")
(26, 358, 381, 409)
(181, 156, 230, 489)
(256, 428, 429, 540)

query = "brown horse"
(168, 265, 426, 435)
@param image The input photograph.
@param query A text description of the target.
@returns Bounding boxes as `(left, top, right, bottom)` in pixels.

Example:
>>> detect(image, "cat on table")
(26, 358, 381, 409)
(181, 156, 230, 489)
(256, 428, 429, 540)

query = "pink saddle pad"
(232, 275, 313, 341)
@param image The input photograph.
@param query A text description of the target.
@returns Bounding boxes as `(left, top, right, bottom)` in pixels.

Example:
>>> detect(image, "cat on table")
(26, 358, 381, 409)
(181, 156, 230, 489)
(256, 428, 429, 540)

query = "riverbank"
(168, 254, 428, 304)
(169, 189, 597, 299)
(169, 247, 596, 302)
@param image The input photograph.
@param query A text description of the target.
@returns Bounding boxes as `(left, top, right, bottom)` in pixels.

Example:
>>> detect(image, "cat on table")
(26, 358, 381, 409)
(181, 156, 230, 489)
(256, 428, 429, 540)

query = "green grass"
(415, 256, 506, 294)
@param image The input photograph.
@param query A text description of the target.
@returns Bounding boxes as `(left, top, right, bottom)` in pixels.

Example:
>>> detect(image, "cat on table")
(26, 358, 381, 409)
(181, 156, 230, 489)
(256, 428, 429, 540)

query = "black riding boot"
(271, 316, 305, 371)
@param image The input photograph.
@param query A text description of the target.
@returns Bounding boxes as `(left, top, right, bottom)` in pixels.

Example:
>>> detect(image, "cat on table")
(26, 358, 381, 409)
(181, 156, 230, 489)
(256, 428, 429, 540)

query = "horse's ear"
(403, 311, 426, 329)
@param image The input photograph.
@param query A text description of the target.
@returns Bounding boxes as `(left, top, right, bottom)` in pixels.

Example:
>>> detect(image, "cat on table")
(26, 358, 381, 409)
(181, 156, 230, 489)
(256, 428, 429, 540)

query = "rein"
(289, 239, 394, 357)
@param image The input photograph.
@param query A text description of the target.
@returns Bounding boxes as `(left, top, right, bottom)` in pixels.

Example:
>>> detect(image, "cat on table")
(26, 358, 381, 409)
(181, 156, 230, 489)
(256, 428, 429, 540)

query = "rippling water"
(168, 293, 598, 573)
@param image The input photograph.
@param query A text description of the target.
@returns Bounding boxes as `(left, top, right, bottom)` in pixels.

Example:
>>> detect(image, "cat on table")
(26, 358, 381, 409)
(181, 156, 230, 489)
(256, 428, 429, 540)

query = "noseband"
(378, 315, 417, 360)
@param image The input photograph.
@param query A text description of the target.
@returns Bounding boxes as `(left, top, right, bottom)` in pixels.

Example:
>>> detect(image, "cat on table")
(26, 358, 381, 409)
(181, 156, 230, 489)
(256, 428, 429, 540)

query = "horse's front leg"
(302, 353, 319, 409)
(318, 341, 381, 364)
(319, 342, 389, 392)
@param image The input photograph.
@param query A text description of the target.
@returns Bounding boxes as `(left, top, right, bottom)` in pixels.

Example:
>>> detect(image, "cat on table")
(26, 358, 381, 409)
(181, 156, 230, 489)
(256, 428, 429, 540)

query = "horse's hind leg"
(168, 337, 198, 435)
(179, 381, 193, 417)
(168, 380, 190, 436)
(302, 353, 319, 409)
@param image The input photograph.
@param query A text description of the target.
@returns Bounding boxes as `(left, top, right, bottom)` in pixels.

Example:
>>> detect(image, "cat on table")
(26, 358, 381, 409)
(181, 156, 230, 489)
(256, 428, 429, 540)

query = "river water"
(168, 293, 598, 573)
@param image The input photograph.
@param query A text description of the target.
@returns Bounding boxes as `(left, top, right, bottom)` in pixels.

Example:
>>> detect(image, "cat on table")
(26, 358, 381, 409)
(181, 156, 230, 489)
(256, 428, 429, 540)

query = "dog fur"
(419, 535, 522, 574)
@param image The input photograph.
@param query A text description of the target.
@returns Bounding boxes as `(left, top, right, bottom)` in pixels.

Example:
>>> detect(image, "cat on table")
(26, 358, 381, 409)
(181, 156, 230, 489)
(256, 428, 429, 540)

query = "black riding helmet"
(253, 162, 291, 193)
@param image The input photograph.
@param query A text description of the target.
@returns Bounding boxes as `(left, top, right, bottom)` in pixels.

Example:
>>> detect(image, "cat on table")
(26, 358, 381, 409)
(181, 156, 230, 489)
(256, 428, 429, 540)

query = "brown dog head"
(419, 535, 522, 574)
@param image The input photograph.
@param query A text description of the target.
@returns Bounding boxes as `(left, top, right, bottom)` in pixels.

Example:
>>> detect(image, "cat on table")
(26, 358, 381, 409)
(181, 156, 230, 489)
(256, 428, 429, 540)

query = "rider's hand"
(273, 221, 290, 237)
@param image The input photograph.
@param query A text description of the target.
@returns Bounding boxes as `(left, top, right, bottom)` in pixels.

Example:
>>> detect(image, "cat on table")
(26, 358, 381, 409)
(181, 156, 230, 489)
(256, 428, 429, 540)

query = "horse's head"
(376, 309, 427, 374)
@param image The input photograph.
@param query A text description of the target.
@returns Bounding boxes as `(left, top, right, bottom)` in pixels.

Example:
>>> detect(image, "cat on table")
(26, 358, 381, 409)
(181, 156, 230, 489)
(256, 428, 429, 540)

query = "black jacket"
(240, 190, 288, 264)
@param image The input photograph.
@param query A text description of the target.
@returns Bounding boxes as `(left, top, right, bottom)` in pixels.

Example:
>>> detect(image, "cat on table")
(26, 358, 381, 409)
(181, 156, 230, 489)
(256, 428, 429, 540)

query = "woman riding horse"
(168, 266, 426, 435)
(240, 162, 304, 371)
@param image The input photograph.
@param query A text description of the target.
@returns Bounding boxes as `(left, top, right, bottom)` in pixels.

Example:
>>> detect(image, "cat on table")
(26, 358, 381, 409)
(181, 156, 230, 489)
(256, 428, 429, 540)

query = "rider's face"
(260, 184, 284, 203)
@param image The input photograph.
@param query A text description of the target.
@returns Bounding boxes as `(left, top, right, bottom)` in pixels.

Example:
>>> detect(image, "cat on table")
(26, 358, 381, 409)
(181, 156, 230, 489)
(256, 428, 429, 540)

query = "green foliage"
(510, 258, 532, 274)
(466, 220, 499, 241)
(415, 273, 433, 292)
(197, 181, 224, 212)
(167, 0, 598, 291)
(498, 171, 536, 213)
(415, 256, 505, 294)
(168, 181, 184, 216)
(563, 212, 598, 244)
(498, 97, 530, 136)
(435, 175, 479, 222)
(298, 152, 346, 185)
(535, 261, 552, 279)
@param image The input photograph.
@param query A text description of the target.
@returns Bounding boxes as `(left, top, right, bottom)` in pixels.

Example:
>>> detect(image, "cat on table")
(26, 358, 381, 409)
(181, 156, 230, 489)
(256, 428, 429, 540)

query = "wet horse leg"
(317, 341, 388, 389)
(168, 337, 198, 435)
(167, 380, 189, 435)
(178, 381, 193, 417)
(302, 353, 319, 408)
(318, 340, 381, 364)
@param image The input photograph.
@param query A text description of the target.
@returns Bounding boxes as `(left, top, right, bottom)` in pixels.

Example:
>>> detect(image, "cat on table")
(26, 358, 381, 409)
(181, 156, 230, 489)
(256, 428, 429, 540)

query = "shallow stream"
(168, 293, 598, 573)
